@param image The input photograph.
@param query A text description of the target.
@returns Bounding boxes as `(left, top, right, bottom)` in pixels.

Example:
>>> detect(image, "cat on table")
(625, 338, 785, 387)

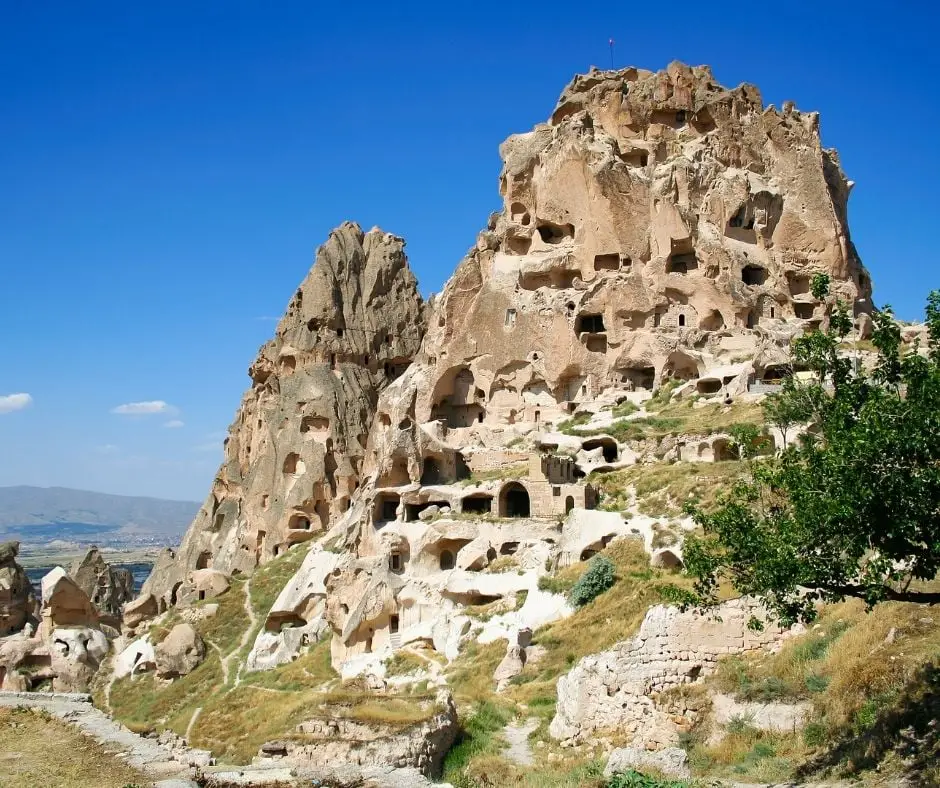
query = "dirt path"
(503, 717, 538, 767)
(232, 577, 258, 688)
(0, 691, 192, 780)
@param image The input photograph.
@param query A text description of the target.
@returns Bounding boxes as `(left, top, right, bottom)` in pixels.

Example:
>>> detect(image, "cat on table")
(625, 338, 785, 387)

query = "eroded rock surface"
(68, 546, 134, 618)
(549, 598, 792, 746)
(0, 541, 34, 636)
(142, 222, 426, 612)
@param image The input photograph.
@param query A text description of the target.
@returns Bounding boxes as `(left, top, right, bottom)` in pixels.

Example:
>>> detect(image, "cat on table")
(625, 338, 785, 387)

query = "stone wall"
(549, 598, 791, 747)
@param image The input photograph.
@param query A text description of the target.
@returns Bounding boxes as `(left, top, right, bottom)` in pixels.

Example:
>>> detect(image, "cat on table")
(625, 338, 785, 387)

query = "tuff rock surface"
(129, 63, 872, 676)
(69, 546, 134, 619)
(0, 541, 34, 636)
(101, 62, 888, 774)
(549, 598, 792, 746)
(143, 222, 426, 609)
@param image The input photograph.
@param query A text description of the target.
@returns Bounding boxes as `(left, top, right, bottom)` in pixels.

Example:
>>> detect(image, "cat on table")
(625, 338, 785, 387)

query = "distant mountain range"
(0, 486, 199, 547)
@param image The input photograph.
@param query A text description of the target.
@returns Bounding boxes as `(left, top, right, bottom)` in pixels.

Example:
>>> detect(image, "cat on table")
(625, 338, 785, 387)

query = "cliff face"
(139, 63, 872, 670)
(416, 61, 870, 432)
(144, 222, 426, 606)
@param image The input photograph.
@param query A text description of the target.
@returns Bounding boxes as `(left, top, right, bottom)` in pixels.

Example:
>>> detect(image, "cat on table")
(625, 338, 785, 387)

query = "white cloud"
(0, 393, 32, 414)
(111, 400, 177, 416)
(163, 419, 185, 429)
(95, 444, 120, 454)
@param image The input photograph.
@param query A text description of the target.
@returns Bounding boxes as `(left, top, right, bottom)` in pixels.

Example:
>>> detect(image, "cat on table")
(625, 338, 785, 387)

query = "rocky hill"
(3, 63, 935, 788)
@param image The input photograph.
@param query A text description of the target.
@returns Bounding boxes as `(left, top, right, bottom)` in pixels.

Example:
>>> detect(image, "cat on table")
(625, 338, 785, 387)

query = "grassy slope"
(689, 599, 940, 786)
(443, 540, 695, 787)
(0, 706, 148, 788)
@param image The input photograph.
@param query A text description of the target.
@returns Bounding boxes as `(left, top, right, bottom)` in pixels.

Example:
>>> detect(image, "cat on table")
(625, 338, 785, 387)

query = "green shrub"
(607, 769, 694, 787)
(568, 555, 616, 607)
(802, 721, 828, 747)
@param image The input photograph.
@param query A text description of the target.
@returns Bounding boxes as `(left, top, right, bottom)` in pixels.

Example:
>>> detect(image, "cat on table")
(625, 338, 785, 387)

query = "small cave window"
(439, 550, 455, 571)
(742, 265, 768, 286)
(505, 308, 517, 327)
(794, 302, 815, 320)
(196, 551, 212, 570)
(593, 253, 620, 272)
(678, 314, 686, 327)
(289, 514, 311, 531)
(667, 253, 698, 275)
(390, 614, 400, 634)
(675, 109, 687, 125)
(330, 353, 337, 369)
(389, 552, 402, 573)
(576, 313, 606, 334)
(536, 222, 575, 244)
(462, 495, 492, 514)
(336, 328, 344, 338)
(283, 453, 300, 474)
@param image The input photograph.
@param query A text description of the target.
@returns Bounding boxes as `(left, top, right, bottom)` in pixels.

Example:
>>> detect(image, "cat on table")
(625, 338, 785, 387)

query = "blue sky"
(1, 1, 938, 501)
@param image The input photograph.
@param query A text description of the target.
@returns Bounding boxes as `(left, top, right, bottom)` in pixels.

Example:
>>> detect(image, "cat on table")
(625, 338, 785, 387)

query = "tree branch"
(818, 583, 940, 605)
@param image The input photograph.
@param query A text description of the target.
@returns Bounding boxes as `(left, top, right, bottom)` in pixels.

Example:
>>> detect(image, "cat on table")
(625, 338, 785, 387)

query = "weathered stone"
(142, 222, 427, 613)
(154, 623, 206, 678)
(0, 541, 34, 636)
(605, 746, 690, 779)
(122, 592, 159, 629)
(68, 547, 134, 617)
(41, 567, 98, 630)
(268, 690, 458, 778)
(550, 598, 792, 747)
(49, 627, 109, 692)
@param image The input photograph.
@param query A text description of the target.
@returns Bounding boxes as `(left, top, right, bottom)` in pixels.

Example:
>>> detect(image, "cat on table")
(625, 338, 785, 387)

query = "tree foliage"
(684, 285, 940, 624)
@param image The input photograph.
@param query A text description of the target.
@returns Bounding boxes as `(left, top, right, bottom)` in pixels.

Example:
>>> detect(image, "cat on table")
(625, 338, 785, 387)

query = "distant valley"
(0, 486, 198, 550)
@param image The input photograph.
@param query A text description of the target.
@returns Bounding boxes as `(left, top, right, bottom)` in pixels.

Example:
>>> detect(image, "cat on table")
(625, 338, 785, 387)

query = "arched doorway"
(565, 495, 575, 514)
(499, 482, 530, 518)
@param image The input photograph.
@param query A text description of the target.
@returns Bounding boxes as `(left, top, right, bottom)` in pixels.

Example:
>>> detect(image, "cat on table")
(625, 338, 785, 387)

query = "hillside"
(3, 61, 936, 788)
(0, 486, 198, 545)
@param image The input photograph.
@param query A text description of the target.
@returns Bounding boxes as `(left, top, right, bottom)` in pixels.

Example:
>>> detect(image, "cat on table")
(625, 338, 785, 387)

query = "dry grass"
(0, 706, 148, 788)
(109, 652, 225, 736)
(693, 598, 940, 784)
(593, 461, 747, 517)
(193, 685, 439, 764)
(384, 649, 429, 677)
(240, 634, 337, 691)
(655, 398, 765, 435)
(461, 463, 528, 486)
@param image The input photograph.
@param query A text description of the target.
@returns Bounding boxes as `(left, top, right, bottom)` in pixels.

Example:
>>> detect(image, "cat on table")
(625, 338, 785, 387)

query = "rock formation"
(257, 690, 458, 778)
(142, 222, 426, 608)
(104, 62, 880, 777)
(0, 541, 34, 636)
(154, 623, 206, 678)
(68, 546, 134, 619)
(128, 63, 873, 677)
(549, 598, 792, 747)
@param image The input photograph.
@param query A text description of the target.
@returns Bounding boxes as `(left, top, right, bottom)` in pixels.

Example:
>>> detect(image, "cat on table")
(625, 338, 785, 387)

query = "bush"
(569, 555, 616, 607)
(607, 769, 693, 788)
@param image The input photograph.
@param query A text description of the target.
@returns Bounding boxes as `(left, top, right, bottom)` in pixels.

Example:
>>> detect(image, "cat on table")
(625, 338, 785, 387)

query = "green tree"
(683, 286, 940, 625)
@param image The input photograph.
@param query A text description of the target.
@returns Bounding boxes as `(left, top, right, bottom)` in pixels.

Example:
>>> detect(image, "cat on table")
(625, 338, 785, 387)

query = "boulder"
(0, 541, 34, 636)
(49, 626, 109, 692)
(605, 746, 690, 779)
(154, 623, 206, 678)
(68, 547, 134, 616)
(122, 592, 159, 629)
(41, 567, 98, 629)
